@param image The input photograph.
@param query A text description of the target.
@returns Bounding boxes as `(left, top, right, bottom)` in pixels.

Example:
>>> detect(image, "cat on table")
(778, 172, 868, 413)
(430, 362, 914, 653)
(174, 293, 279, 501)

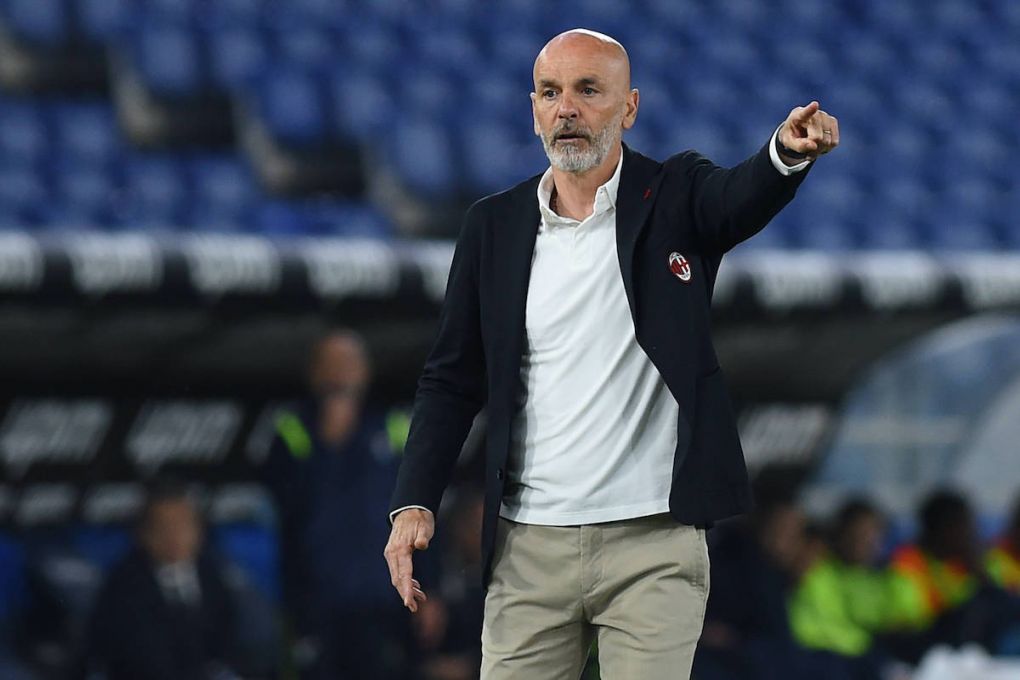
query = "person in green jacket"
(789, 498, 899, 657)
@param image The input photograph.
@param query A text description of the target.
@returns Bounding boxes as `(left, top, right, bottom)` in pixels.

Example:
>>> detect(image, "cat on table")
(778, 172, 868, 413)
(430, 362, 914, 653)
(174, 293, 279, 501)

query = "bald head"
(534, 29, 631, 92)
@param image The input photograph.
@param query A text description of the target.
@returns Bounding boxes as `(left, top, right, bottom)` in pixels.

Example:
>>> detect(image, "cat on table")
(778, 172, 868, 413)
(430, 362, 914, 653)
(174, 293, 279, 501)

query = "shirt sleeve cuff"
(389, 505, 433, 524)
(769, 126, 812, 176)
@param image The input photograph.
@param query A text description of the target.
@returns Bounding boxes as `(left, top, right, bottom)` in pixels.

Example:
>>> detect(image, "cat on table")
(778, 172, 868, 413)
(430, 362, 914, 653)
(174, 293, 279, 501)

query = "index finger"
(395, 550, 416, 606)
(793, 101, 820, 124)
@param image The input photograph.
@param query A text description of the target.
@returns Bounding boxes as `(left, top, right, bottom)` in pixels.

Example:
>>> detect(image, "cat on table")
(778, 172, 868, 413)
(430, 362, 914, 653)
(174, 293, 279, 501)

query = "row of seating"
(0, 0, 1017, 247)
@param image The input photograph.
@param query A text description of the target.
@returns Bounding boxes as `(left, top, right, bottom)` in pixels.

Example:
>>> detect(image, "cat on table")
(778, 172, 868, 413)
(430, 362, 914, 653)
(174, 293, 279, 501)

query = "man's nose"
(557, 93, 579, 119)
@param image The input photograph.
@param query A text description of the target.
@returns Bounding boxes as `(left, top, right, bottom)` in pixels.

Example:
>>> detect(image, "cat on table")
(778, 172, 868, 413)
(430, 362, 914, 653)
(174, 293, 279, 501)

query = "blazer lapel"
(496, 174, 542, 377)
(615, 144, 665, 321)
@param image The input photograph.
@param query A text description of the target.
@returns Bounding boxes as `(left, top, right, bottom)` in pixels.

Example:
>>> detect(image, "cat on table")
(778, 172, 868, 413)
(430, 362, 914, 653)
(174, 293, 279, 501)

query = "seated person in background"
(889, 490, 980, 632)
(888, 489, 1020, 660)
(789, 498, 908, 680)
(694, 492, 859, 680)
(421, 487, 486, 680)
(985, 496, 1020, 594)
(86, 480, 238, 680)
(262, 329, 438, 679)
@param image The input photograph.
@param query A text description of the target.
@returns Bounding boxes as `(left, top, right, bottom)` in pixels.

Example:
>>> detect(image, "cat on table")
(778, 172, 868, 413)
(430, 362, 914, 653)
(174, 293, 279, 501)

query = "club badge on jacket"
(668, 252, 692, 283)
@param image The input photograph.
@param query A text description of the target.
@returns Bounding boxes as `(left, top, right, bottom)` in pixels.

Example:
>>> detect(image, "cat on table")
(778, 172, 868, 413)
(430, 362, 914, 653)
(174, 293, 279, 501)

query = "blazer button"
(496, 468, 504, 480)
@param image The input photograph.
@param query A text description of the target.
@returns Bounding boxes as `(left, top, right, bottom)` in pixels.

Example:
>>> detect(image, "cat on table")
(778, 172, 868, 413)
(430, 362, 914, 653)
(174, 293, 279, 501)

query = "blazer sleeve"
(676, 137, 811, 253)
(389, 202, 487, 517)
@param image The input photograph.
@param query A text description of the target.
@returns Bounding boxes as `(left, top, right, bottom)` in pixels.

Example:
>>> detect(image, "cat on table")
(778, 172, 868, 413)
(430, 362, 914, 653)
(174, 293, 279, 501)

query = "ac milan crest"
(668, 252, 692, 283)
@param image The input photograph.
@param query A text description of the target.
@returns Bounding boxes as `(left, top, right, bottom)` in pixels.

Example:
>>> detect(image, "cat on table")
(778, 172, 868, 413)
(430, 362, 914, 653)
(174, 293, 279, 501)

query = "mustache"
(552, 124, 592, 141)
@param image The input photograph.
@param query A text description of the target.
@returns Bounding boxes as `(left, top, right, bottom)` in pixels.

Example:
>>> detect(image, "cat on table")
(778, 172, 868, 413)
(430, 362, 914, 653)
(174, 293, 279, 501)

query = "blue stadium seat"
(858, 219, 922, 251)
(794, 218, 858, 251)
(925, 218, 1001, 251)
(270, 24, 336, 69)
(459, 119, 524, 195)
(49, 101, 120, 167)
(206, 25, 269, 91)
(255, 199, 310, 236)
(386, 118, 459, 198)
(127, 22, 206, 98)
(407, 26, 482, 78)
(51, 158, 118, 218)
(189, 154, 257, 220)
(304, 200, 395, 238)
(336, 17, 401, 73)
(141, 0, 203, 21)
(0, 0, 70, 46)
(0, 101, 48, 165)
(122, 155, 190, 223)
(74, 0, 130, 43)
(0, 533, 26, 627)
(71, 525, 132, 571)
(251, 66, 330, 147)
(465, 69, 528, 125)
(0, 165, 47, 221)
(212, 523, 280, 601)
(331, 68, 396, 140)
(399, 67, 456, 122)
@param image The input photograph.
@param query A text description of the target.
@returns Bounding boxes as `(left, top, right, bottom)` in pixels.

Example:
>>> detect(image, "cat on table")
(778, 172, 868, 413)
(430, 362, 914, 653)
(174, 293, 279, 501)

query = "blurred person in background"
(985, 495, 1020, 594)
(421, 487, 486, 680)
(888, 489, 1020, 661)
(889, 490, 981, 635)
(263, 329, 440, 679)
(693, 493, 858, 680)
(86, 480, 239, 680)
(788, 499, 897, 677)
(385, 28, 839, 679)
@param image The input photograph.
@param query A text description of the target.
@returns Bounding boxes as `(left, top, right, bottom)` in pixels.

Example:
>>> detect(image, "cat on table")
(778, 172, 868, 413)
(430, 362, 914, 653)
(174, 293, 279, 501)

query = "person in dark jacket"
(87, 480, 238, 680)
(262, 329, 438, 679)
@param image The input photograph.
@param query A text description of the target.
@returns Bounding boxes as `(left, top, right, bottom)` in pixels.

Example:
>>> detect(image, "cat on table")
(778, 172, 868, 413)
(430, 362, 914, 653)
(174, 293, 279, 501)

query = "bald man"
(385, 29, 838, 678)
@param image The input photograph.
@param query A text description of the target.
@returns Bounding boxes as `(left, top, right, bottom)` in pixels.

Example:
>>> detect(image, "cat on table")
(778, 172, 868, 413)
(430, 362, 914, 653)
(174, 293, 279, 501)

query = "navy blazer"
(391, 140, 811, 585)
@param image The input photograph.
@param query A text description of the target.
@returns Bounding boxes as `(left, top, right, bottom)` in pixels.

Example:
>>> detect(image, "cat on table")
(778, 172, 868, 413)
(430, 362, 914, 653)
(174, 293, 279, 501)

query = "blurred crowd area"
(0, 330, 1017, 680)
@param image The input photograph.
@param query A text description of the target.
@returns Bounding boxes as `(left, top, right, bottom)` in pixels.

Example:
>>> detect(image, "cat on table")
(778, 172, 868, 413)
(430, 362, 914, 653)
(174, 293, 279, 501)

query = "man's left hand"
(778, 101, 839, 163)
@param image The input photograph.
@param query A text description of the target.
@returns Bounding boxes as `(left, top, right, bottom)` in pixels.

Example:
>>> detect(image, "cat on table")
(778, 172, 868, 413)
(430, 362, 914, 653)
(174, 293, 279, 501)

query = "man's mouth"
(555, 132, 587, 142)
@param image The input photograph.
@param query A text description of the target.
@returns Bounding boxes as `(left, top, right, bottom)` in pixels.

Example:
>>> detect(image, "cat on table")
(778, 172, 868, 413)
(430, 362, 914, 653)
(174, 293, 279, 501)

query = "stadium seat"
(303, 200, 395, 238)
(250, 65, 330, 147)
(75, 0, 130, 43)
(205, 24, 269, 91)
(386, 118, 460, 199)
(49, 101, 120, 167)
(0, 0, 70, 47)
(270, 24, 336, 69)
(126, 22, 206, 98)
(0, 533, 26, 627)
(71, 524, 132, 571)
(122, 155, 190, 224)
(189, 154, 258, 220)
(212, 522, 280, 602)
(331, 68, 396, 140)
(0, 101, 48, 165)
(51, 158, 118, 219)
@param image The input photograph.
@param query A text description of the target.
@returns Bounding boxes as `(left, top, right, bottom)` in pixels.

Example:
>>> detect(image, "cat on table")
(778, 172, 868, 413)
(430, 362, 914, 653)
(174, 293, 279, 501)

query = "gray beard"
(541, 113, 622, 174)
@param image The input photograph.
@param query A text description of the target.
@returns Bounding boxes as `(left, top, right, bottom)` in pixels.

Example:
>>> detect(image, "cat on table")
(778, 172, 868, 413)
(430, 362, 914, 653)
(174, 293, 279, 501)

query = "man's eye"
(582, 87, 596, 95)
(543, 90, 557, 99)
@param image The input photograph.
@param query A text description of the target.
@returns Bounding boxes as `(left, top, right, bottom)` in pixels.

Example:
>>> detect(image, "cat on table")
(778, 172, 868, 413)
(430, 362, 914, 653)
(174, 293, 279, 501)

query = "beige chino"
(481, 513, 710, 679)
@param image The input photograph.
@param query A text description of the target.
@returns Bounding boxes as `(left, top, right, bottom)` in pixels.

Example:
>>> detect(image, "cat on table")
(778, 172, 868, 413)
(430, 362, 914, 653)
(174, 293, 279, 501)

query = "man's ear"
(530, 92, 541, 137)
(623, 88, 639, 130)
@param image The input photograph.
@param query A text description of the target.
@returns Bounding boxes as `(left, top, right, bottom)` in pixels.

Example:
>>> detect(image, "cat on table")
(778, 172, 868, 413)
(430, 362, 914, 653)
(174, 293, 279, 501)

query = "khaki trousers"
(480, 513, 710, 680)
